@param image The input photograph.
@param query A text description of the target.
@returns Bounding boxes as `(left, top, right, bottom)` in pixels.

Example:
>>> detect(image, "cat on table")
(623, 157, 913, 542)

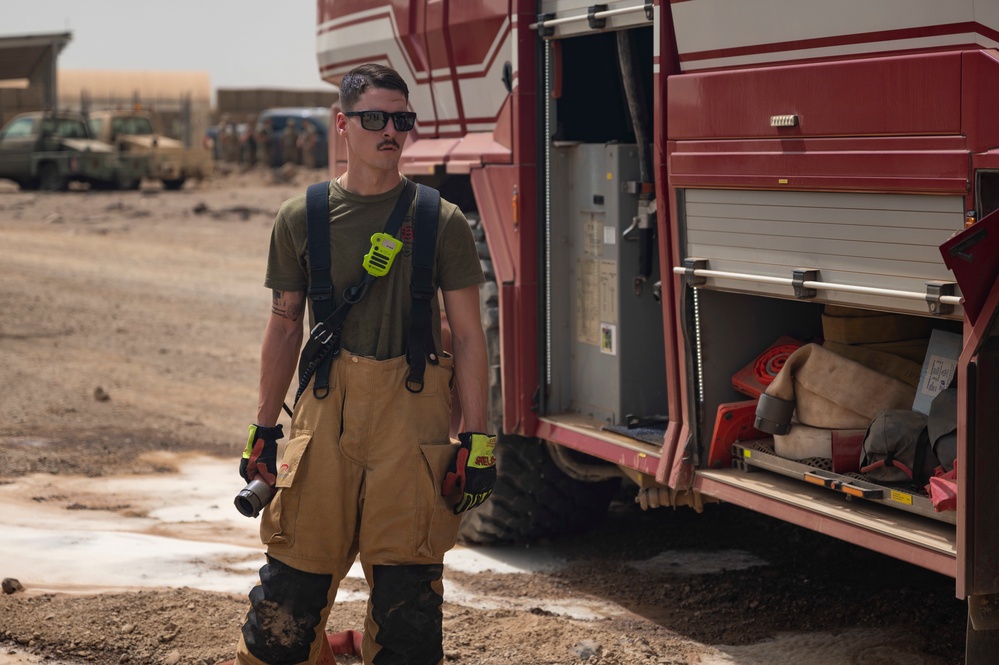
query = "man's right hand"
(239, 424, 284, 486)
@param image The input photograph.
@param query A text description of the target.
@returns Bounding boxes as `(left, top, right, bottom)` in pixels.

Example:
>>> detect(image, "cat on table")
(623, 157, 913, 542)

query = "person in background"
(297, 120, 319, 169)
(281, 118, 301, 165)
(240, 114, 257, 167)
(221, 117, 240, 163)
(255, 117, 274, 168)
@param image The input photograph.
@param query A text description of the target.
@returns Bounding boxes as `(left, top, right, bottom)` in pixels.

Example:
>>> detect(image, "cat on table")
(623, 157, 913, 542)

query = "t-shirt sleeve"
(264, 196, 309, 293)
(436, 203, 485, 292)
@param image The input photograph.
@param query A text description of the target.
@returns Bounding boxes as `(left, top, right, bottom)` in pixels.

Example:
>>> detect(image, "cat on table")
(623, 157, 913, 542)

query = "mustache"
(377, 139, 400, 150)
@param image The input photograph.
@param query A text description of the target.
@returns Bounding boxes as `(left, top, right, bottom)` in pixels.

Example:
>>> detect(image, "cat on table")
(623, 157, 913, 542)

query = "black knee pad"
(371, 564, 444, 665)
(242, 555, 333, 665)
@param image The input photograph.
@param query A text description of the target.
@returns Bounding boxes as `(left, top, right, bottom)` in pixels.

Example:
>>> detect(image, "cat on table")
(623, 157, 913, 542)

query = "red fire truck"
(316, 1, 999, 658)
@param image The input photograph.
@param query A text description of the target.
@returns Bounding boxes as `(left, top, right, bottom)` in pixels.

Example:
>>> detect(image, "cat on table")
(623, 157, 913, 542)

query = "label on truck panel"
(599, 260, 618, 324)
(583, 215, 602, 257)
(577, 258, 600, 346)
(600, 323, 617, 355)
(578, 259, 619, 348)
(890, 490, 913, 505)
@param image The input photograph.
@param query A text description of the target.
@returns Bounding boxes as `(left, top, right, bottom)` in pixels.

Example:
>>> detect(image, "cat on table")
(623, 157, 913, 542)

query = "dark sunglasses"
(344, 110, 417, 132)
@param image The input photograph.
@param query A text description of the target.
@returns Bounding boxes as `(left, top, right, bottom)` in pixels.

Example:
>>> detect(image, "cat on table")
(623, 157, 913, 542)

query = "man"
(281, 118, 301, 165)
(219, 115, 239, 163)
(256, 117, 274, 168)
(240, 114, 258, 167)
(231, 63, 495, 665)
(298, 120, 319, 169)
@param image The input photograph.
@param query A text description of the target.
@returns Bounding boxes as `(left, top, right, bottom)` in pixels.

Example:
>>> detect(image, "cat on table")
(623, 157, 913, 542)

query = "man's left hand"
(441, 432, 497, 514)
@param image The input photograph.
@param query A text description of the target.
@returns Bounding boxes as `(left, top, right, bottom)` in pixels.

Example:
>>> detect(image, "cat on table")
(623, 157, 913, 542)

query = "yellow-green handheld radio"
(362, 232, 402, 277)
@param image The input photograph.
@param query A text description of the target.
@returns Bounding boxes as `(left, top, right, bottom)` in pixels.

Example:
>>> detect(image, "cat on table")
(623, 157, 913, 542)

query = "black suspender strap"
(305, 182, 334, 322)
(298, 181, 334, 402)
(296, 179, 418, 403)
(405, 184, 441, 393)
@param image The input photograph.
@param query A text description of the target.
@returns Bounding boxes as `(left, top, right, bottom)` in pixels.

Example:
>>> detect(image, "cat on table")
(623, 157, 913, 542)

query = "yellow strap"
(243, 424, 257, 459)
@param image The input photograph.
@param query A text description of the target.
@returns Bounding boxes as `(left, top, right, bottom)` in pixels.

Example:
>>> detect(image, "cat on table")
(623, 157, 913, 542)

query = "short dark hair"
(339, 64, 410, 111)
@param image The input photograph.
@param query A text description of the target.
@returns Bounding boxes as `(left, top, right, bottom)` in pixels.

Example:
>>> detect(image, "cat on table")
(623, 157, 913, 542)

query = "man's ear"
(336, 113, 348, 137)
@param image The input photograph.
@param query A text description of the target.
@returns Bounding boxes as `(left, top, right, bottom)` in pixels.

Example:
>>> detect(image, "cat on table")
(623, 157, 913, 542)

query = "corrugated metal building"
(0, 32, 71, 126)
(59, 69, 212, 147)
(1, 32, 338, 150)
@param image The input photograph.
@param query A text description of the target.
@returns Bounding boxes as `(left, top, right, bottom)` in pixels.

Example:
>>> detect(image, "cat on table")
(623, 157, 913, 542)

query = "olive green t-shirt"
(265, 178, 484, 360)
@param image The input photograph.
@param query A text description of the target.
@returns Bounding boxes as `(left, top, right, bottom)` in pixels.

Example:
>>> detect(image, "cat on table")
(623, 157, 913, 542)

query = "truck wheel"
(116, 174, 141, 191)
(457, 215, 620, 545)
(38, 163, 67, 192)
(467, 214, 503, 436)
(162, 178, 186, 191)
(458, 434, 620, 545)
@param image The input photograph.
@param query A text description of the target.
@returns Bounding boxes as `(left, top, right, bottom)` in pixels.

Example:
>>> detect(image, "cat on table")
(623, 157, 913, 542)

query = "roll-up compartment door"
(678, 188, 965, 316)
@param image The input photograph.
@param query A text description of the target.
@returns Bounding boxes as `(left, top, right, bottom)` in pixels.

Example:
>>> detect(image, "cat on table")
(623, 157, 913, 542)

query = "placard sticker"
(600, 323, 617, 355)
(599, 260, 618, 323)
(577, 258, 599, 345)
(583, 215, 602, 257)
(913, 329, 961, 414)
(890, 489, 913, 506)
(920, 355, 956, 400)
(604, 226, 617, 245)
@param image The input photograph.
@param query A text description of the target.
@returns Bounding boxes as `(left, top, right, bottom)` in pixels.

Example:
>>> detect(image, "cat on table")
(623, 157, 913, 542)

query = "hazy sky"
(3, 0, 332, 91)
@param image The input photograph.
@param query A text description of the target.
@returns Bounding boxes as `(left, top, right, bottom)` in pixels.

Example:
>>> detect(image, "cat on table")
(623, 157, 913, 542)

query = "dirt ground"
(0, 166, 970, 665)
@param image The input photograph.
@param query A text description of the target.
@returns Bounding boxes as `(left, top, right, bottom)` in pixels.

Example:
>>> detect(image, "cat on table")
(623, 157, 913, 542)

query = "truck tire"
(116, 173, 141, 191)
(467, 213, 503, 437)
(162, 178, 186, 191)
(457, 216, 619, 545)
(38, 163, 67, 192)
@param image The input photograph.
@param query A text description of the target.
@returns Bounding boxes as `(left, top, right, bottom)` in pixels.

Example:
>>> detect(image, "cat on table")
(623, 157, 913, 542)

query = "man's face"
(337, 86, 411, 174)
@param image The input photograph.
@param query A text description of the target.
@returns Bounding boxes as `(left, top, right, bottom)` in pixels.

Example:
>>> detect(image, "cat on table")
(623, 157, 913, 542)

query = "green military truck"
(87, 109, 212, 191)
(0, 111, 148, 191)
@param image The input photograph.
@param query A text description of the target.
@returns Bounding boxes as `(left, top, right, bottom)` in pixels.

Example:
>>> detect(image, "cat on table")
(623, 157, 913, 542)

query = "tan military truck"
(87, 110, 212, 190)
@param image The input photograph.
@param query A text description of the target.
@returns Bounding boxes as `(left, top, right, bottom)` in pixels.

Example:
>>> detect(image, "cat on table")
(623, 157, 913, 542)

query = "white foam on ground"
(0, 454, 762, 619)
(0, 456, 264, 594)
(1, 523, 262, 594)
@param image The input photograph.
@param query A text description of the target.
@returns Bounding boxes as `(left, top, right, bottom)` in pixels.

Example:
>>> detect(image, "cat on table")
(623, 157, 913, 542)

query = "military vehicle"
(87, 109, 212, 190)
(0, 110, 147, 191)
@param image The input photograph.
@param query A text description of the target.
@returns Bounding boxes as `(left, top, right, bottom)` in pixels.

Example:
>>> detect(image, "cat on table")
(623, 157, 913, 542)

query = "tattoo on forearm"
(272, 290, 304, 321)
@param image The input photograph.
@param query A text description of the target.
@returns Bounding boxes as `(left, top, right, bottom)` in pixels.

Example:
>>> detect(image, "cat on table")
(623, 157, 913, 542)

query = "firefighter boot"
(218, 630, 355, 665)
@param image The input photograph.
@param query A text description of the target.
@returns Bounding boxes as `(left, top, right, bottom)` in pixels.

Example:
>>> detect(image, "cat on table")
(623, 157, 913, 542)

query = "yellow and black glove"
(239, 424, 284, 487)
(441, 432, 497, 514)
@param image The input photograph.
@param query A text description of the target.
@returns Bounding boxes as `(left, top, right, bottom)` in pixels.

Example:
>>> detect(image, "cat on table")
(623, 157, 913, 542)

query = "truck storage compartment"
(684, 286, 962, 527)
(661, 50, 987, 574)
(674, 185, 964, 501)
(547, 142, 667, 428)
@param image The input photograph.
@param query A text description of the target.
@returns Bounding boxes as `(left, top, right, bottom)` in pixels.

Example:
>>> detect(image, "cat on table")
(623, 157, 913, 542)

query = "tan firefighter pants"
(235, 350, 463, 665)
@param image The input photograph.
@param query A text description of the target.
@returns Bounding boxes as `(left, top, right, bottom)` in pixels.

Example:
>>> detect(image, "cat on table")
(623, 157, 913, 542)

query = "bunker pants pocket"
(261, 429, 313, 548)
(417, 439, 464, 559)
